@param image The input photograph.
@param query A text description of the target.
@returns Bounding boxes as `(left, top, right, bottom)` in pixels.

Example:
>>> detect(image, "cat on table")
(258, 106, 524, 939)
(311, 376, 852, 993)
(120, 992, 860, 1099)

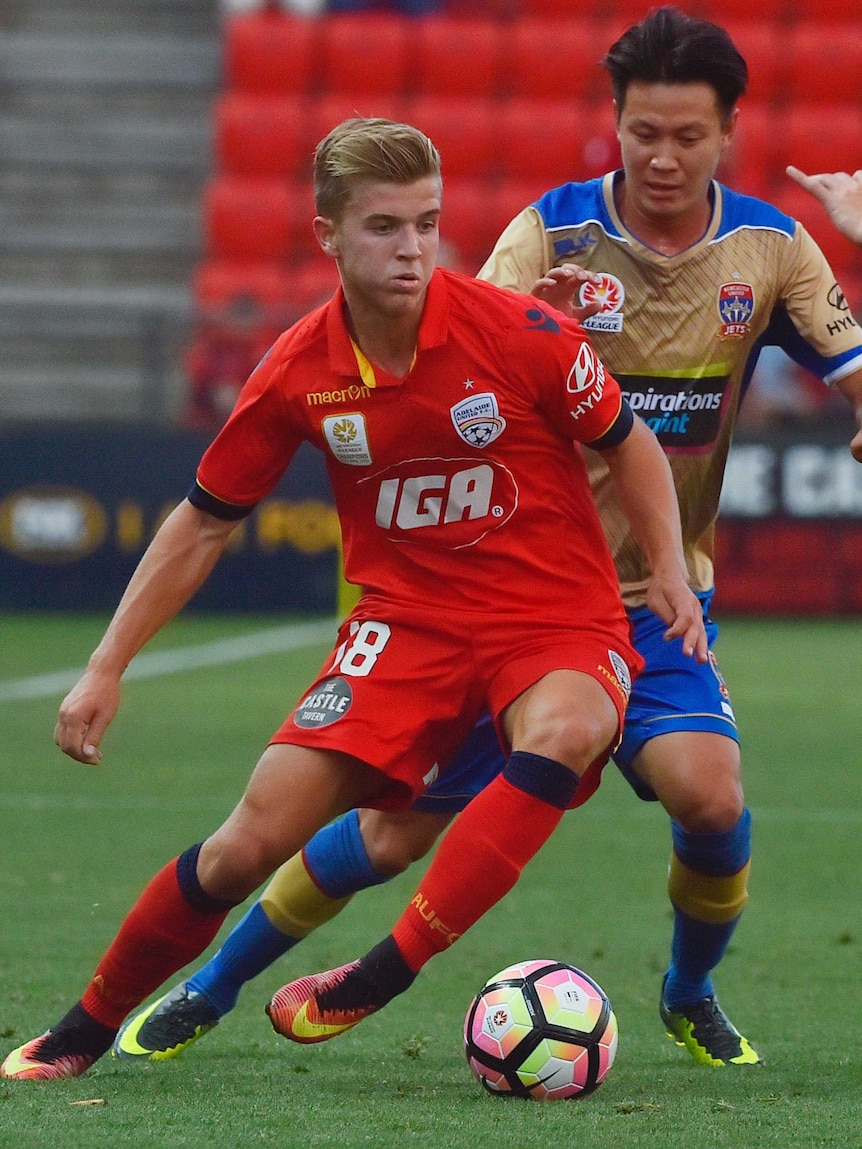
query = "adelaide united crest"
(450, 392, 507, 448)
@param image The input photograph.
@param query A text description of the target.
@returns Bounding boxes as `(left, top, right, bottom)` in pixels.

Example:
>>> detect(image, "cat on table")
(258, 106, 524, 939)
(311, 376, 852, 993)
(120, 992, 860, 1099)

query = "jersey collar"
(603, 171, 724, 258)
(324, 269, 450, 388)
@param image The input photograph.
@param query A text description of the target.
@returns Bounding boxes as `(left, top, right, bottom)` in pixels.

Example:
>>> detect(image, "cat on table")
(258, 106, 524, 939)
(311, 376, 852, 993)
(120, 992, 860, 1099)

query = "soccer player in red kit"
(2, 117, 705, 1081)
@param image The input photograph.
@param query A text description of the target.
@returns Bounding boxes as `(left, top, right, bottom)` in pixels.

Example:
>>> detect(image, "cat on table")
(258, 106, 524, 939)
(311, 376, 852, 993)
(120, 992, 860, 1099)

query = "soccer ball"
(464, 959, 618, 1100)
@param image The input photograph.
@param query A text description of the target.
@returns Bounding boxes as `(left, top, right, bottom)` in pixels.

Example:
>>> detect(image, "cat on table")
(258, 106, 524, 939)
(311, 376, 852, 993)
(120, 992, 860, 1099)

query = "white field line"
(0, 618, 337, 703)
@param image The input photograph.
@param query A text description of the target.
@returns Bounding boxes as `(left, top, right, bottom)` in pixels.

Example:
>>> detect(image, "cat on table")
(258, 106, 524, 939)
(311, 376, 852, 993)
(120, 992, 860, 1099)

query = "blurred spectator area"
(199, 0, 862, 353)
(0, 0, 860, 425)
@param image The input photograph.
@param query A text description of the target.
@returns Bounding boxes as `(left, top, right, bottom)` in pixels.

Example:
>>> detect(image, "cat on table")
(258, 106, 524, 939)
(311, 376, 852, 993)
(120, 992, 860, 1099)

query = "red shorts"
(271, 596, 641, 812)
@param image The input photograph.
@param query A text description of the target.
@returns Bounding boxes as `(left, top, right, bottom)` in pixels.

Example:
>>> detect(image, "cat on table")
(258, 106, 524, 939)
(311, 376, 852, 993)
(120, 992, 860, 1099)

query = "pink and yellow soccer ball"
(464, 959, 618, 1100)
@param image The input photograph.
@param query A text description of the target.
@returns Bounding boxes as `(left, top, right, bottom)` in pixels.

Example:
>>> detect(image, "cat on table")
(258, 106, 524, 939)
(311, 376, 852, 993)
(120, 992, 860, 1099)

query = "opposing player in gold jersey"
(106, 8, 862, 1070)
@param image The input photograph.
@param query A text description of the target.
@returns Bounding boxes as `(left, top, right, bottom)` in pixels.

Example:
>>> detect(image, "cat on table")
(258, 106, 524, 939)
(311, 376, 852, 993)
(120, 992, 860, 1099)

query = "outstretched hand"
(645, 575, 709, 663)
(530, 263, 603, 324)
(786, 165, 862, 247)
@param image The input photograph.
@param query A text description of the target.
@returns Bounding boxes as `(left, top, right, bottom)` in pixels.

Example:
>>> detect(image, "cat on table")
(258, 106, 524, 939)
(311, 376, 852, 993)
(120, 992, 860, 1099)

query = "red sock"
(391, 774, 567, 973)
(80, 857, 233, 1028)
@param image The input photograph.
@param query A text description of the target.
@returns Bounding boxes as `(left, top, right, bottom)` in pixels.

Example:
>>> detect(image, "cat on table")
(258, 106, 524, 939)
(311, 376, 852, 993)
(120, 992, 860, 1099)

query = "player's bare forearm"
(833, 367, 862, 463)
(600, 417, 707, 662)
(54, 500, 238, 764)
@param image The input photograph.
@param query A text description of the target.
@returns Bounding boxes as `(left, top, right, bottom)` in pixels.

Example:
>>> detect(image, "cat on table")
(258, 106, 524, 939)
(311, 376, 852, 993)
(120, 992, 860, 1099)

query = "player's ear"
(721, 106, 740, 150)
(314, 215, 340, 259)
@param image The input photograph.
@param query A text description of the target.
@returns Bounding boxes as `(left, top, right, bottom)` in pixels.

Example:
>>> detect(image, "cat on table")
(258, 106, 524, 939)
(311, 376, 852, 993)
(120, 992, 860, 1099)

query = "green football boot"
(113, 982, 220, 1062)
(660, 977, 762, 1066)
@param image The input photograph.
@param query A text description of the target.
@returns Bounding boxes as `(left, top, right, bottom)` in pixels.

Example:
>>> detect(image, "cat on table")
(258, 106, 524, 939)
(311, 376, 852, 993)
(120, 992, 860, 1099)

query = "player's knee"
(523, 709, 612, 773)
(672, 784, 744, 834)
(198, 826, 285, 900)
(362, 816, 442, 876)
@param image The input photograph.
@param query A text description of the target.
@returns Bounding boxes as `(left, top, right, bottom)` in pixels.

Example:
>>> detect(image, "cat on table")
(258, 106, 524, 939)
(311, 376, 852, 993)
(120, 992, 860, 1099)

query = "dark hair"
(603, 6, 748, 122)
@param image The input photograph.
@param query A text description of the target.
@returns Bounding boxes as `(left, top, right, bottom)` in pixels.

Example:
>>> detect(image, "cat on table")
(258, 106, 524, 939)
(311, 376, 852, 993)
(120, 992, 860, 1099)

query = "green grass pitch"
(1, 612, 859, 1148)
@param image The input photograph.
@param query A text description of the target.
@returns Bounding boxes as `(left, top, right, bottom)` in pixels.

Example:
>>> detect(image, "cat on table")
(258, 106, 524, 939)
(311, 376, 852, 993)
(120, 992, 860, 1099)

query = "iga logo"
(362, 457, 519, 549)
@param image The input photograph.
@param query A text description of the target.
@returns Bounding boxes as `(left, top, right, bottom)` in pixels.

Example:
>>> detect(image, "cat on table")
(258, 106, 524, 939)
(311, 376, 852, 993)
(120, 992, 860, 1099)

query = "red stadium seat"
(497, 99, 587, 183)
(203, 177, 314, 261)
(192, 260, 294, 311)
(516, 0, 592, 16)
(782, 103, 862, 183)
(223, 11, 320, 95)
(786, 23, 862, 104)
(506, 19, 609, 102)
(791, 0, 862, 19)
(719, 101, 774, 199)
(306, 92, 411, 144)
(725, 21, 785, 102)
(191, 258, 339, 326)
(413, 16, 504, 97)
(283, 256, 341, 314)
(684, 0, 788, 19)
(214, 94, 311, 179)
(438, 177, 501, 269)
(770, 182, 862, 281)
(319, 14, 409, 97)
(488, 176, 555, 237)
(408, 96, 497, 178)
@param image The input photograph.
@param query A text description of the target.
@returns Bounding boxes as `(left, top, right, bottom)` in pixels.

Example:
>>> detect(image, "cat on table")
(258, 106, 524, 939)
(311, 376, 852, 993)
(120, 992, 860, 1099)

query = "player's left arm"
(598, 416, 708, 662)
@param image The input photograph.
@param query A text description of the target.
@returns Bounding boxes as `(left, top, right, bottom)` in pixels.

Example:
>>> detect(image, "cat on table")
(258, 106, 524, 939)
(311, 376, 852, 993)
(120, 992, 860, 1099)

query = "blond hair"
(314, 118, 441, 220)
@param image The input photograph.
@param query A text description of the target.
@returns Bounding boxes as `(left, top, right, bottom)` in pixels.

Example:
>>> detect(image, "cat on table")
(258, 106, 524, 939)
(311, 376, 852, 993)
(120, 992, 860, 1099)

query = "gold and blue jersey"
(479, 171, 862, 605)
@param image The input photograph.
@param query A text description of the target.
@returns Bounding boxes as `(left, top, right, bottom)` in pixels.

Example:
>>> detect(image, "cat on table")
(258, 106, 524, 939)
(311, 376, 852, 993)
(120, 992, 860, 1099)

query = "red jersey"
(193, 268, 629, 629)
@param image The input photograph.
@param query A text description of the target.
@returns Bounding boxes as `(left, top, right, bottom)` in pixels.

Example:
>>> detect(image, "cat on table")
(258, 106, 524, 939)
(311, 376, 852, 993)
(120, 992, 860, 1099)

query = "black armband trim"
(188, 480, 257, 521)
(585, 397, 634, 451)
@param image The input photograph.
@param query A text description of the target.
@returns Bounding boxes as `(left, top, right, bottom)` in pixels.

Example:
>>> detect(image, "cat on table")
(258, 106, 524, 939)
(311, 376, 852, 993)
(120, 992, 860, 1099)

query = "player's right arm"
(54, 500, 239, 765)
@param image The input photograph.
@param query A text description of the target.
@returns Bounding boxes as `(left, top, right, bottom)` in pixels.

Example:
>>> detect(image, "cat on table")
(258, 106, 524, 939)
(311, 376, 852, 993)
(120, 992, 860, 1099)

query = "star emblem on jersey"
(450, 392, 507, 448)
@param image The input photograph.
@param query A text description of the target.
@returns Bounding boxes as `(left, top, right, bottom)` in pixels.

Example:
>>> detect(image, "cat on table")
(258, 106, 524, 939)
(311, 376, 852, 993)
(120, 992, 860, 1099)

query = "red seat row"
(212, 87, 860, 199)
(223, 11, 862, 103)
(202, 173, 555, 268)
(516, 0, 861, 21)
(214, 92, 620, 182)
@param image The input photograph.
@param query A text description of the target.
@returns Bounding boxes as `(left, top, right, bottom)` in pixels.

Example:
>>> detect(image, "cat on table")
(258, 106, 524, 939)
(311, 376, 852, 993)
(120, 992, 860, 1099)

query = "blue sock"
(188, 901, 298, 1016)
(664, 808, 752, 1010)
(303, 807, 392, 899)
(187, 810, 389, 1016)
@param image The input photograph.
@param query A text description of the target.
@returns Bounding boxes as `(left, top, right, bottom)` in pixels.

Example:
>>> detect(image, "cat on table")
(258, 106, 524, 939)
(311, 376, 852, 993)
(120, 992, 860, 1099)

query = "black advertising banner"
(0, 429, 339, 612)
(1, 427, 860, 614)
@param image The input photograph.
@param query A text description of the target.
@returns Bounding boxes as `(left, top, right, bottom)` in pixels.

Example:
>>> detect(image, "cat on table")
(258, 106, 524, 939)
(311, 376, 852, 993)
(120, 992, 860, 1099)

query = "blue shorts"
(411, 591, 738, 811)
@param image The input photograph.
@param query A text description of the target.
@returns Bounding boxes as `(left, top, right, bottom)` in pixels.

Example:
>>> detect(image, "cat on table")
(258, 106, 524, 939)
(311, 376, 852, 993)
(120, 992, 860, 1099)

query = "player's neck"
(615, 185, 712, 257)
(343, 301, 421, 380)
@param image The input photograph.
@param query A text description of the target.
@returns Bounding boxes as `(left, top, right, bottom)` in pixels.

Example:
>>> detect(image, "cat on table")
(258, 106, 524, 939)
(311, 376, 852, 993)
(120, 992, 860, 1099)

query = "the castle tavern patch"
(293, 676, 353, 728)
(450, 392, 507, 448)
